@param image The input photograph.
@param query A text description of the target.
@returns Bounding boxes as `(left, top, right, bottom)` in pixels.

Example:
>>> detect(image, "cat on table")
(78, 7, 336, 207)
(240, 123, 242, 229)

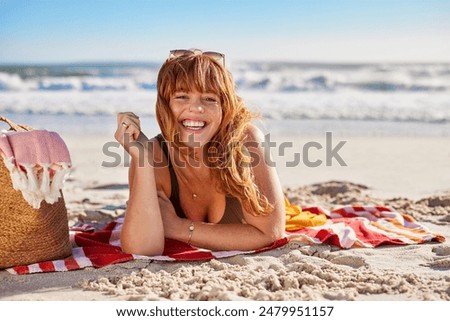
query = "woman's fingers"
(116, 113, 140, 139)
(115, 112, 142, 154)
(118, 112, 140, 132)
(123, 122, 140, 141)
(119, 111, 139, 119)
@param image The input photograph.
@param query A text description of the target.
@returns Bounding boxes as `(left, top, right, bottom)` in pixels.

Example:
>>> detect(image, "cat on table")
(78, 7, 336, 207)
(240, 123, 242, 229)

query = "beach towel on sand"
(6, 198, 445, 274)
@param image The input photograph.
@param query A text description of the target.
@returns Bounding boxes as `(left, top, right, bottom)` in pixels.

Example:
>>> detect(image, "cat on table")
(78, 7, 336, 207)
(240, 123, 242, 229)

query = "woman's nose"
(189, 105, 205, 113)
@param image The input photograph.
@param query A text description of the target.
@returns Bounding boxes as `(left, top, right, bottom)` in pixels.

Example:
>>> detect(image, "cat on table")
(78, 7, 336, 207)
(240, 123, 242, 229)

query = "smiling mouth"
(182, 119, 206, 131)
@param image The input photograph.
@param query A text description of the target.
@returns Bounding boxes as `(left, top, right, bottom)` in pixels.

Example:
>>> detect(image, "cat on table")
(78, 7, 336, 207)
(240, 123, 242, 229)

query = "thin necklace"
(168, 146, 199, 201)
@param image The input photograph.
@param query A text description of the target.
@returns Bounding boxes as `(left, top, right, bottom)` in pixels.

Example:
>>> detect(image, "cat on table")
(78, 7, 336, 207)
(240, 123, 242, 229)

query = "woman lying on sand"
(115, 49, 286, 255)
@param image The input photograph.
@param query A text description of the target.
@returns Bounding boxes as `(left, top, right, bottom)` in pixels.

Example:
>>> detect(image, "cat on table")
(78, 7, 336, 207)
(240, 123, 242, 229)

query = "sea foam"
(0, 62, 449, 123)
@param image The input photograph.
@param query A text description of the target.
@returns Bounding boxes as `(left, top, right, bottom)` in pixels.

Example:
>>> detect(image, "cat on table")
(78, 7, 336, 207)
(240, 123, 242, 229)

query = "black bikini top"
(155, 134, 245, 225)
(155, 134, 187, 219)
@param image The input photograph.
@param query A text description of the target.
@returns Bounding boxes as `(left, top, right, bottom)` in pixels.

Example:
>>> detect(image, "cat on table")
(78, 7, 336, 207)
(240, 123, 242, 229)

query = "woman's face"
(169, 89, 223, 148)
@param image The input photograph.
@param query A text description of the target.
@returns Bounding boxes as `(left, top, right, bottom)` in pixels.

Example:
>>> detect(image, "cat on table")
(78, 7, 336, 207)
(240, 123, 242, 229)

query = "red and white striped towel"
(6, 205, 444, 275)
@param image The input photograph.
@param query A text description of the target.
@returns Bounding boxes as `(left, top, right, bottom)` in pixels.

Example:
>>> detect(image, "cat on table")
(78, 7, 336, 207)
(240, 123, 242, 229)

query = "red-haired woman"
(115, 49, 286, 255)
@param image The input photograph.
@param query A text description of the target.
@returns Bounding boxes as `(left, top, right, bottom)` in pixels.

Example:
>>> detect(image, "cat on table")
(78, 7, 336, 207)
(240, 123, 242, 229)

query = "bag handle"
(0, 115, 34, 132)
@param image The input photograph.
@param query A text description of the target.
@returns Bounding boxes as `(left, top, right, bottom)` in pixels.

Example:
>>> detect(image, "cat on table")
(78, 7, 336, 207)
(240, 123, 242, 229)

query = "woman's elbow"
(268, 225, 286, 244)
(120, 235, 165, 256)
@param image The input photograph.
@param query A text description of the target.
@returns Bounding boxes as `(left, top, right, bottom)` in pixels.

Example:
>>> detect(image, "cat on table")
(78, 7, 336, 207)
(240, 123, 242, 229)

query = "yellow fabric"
(284, 196, 327, 231)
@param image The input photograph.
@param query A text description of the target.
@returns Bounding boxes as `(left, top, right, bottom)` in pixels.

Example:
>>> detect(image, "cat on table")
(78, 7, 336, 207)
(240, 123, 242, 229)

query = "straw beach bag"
(0, 116, 72, 269)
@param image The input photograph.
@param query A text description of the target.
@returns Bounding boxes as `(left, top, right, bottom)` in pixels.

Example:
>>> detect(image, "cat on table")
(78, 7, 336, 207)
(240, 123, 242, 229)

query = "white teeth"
(182, 120, 205, 128)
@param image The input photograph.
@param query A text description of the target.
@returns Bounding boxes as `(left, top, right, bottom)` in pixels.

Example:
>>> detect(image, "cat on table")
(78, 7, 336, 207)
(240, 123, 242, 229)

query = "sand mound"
(284, 181, 383, 208)
(285, 180, 450, 226)
(386, 193, 450, 225)
(82, 249, 450, 301)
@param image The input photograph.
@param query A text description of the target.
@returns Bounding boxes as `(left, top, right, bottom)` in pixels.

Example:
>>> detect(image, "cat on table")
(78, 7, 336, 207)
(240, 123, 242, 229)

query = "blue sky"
(1, 0, 449, 63)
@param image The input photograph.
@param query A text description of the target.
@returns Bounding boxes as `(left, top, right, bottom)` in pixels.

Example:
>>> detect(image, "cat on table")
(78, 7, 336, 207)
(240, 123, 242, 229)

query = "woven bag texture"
(0, 116, 72, 269)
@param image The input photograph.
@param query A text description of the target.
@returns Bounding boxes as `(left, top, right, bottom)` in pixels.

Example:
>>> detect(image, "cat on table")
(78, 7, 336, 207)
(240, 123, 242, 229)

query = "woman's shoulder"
(243, 123, 265, 144)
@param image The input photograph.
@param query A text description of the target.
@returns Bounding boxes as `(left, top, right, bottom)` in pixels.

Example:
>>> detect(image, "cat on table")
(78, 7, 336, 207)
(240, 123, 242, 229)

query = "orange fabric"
(284, 196, 327, 231)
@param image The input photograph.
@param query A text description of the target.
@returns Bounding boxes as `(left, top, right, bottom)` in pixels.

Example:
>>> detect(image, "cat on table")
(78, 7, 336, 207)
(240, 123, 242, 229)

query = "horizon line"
(1, 59, 450, 66)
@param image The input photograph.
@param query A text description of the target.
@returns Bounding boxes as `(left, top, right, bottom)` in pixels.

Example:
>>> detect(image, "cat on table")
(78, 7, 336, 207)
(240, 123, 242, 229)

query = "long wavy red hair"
(155, 54, 273, 216)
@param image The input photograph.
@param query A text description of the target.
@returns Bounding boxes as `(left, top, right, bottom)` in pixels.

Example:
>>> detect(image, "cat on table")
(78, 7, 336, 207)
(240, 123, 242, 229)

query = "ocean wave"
(1, 62, 449, 124)
(1, 62, 449, 93)
(1, 90, 449, 124)
(232, 63, 450, 92)
(0, 73, 157, 92)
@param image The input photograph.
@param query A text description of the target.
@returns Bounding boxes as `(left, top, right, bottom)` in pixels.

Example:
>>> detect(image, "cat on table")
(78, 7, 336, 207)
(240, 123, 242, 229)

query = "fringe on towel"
(2, 156, 71, 209)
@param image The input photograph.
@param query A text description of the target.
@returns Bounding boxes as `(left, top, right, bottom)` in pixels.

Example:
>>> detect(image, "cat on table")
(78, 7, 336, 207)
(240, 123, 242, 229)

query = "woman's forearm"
(121, 159, 165, 255)
(173, 218, 284, 251)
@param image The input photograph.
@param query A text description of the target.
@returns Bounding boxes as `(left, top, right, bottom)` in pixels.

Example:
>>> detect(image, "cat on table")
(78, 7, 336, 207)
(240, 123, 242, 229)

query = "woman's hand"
(114, 112, 142, 159)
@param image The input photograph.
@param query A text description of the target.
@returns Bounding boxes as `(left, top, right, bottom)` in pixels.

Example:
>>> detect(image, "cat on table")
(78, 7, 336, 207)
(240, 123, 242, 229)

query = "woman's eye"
(204, 97, 218, 103)
(174, 95, 188, 100)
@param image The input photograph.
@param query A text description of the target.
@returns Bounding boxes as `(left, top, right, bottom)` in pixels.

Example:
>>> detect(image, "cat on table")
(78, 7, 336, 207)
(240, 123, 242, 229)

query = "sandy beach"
(1, 1, 450, 314)
(1, 126, 449, 301)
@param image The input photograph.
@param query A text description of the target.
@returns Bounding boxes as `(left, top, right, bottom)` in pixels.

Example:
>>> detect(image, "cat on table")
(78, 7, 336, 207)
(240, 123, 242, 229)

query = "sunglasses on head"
(169, 49, 225, 66)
